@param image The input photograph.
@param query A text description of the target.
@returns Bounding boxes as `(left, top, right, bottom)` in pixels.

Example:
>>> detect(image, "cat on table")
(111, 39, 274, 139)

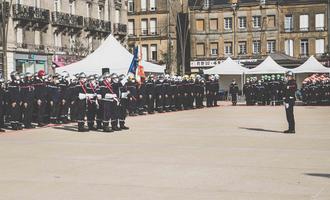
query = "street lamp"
(231, 2, 239, 58)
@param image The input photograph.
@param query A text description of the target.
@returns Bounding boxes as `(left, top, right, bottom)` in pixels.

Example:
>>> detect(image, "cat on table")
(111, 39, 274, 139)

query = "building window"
(239, 41, 246, 55)
(150, 18, 157, 35)
(34, 0, 40, 8)
(267, 15, 275, 28)
(285, 39, 294, 57)
(69, 35, 76, 49)
(238, 17, 246, 29)
(54, 33, 62, 47)
(224, 17, 232, 30)
(315, 13, 325, 31)
(128, 0, 134, 12)
(141, 19, 148, 35)
(284, 15, 293, 32)
(267, 40, 276, 53)
(86, 2, 92, 18)
(34, 31, 41, 46)
(16, 28, 23, 44)
(150, 44, 157, 61)
(196, 19, 205, 31)
(141, 0, 147, 11)
(115, 9, 120, 23)
(196, 43, 205, 56)
(210, 42, 218, 56)
(224, 42, 232, 55)
(150, 0, 156, 11)
(204, 0, 210, 9)
(252, 16, 261, 28)
(300, 39, 309, 56)
(98, 6, 105, 20)
(142, 45, 148, 61)
(315, 39, 325, 54)
(69, 0, 75, 14)
(210, 19, 218, 31)
(54, 0, 61, 12)
(128, 20, 135, 35)
(253, 40, 260, 54)
(299, 15, 309, 31)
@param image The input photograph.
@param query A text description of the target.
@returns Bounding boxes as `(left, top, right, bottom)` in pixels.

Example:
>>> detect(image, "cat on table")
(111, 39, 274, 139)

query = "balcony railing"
(113, 23, 127, 35)
(84, 18, 111, 33)
(12, 4, 50, 23)
(51, 11, 84, 29)
(315, 26, 325, 31)
(284, 27, 293, 32)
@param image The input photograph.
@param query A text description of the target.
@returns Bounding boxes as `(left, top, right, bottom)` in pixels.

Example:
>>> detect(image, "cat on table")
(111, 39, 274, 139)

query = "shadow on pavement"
(239, 127, 283, 133)
(53, 125, 78, 132)
(305, 173, 330, 178)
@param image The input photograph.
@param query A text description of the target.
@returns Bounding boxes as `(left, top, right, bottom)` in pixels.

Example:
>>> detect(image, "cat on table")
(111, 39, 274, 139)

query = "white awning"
(292, 56, 330, 74)
(246, 56, 287, 74)
(204, 57, 247, 75)
(56, 34, 165, 75)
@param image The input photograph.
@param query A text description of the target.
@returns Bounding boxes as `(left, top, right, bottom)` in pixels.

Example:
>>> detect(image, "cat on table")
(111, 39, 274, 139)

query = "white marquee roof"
(246, 56, 288, 74)
(56, 34, 165, 75)
(204, 57, 247, 75)
(292, 56, 330, 74)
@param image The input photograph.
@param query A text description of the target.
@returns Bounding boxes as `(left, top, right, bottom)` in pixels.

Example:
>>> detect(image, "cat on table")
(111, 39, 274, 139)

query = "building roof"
(188, 0, 327, 9)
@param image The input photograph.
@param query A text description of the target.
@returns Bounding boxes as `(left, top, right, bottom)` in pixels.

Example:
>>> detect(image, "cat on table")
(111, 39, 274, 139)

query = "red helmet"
(38, 70, 45, 77)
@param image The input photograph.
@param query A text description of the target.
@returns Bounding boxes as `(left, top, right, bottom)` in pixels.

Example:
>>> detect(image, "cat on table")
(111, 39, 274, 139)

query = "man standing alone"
(283, 71, 297, 134)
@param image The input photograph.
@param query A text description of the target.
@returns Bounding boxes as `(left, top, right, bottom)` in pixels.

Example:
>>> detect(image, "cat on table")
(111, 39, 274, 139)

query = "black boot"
(120, 122, 129, 130)
(78, 122, 89, 132)
(103, 122, 113, 133)
(111, 122, 121, 131)
(11, 123, 18, 130)
(17, 123, 23, 130)
(96, 121, 103, 130)
(88, 122, 97, 131)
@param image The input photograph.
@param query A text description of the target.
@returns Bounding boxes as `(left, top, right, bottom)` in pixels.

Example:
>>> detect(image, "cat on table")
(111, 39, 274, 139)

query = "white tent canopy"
(292, 56, 330, 74)
(203, 57, 247, 75)
(56, 34, 165, 75)
(246, 56, 288, 74)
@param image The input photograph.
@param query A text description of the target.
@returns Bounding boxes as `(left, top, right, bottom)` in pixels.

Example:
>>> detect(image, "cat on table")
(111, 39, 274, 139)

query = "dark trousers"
(155, 94, 164, 112)
(285, 102, 295, 131)
(22, 102, 33, 127)
(118, 100, 128, 127)
(0, 105, 5, 128)
(76, 100, 86, 122)
(164, 94, 171, 111)
(146, 95, 154, 113)
(10, 101, 21, 123)
(206, 93, 213, 107)
(87, 101, 97, 123)
(35, 100, 46, 124)
(50, 101, 60, 121)
(59, 100, 69, 120)
(128, 97, 137, 114)
(103, 101, 117, 122)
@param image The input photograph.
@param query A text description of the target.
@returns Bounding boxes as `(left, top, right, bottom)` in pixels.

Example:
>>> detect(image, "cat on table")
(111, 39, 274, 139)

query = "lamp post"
(231, 2, 238, 59)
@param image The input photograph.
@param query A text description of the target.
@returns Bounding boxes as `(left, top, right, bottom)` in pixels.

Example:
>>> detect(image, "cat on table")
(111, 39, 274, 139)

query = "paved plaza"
(0, 105, 329, 200)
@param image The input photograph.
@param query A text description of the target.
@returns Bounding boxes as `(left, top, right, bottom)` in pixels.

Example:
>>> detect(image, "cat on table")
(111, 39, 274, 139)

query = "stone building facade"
(189, 0, 329, 72)
(127, 0, 185, 74)
(0, 0, 127, 78)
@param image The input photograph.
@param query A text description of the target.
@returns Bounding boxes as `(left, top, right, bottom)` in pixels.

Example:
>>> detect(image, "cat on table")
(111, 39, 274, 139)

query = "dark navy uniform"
(145, 79, 155, 114)
(283, 77, 297, 133)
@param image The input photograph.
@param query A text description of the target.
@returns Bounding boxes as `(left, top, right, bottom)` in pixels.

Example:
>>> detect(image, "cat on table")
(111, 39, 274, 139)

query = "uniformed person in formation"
(0, 78, 6, 132)
(229, 79, 239, 106)
(301, 74, 330, 105)
(283, 71, 297, 134)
